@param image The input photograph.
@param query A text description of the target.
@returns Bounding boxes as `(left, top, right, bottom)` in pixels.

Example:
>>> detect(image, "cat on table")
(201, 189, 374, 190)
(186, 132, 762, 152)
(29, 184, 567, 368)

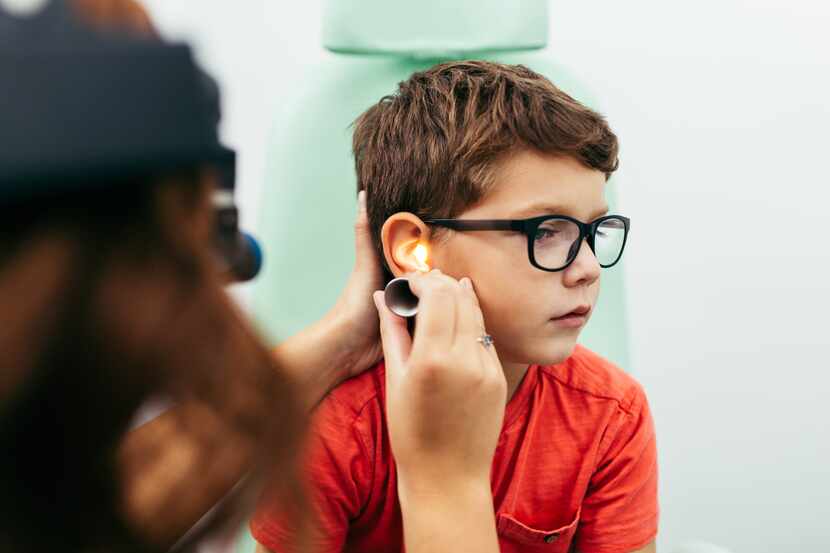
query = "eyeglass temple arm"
(426, 217, 629, 234)
(424, 219, 523, 231)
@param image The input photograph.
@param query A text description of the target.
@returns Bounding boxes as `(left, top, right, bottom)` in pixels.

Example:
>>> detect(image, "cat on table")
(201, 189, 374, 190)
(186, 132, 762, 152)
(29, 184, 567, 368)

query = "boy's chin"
(524, 340, 578, 367)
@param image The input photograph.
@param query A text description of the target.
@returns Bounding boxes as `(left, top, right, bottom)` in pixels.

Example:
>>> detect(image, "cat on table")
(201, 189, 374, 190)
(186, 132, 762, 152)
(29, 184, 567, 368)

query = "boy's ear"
(381, 213, 431, 277)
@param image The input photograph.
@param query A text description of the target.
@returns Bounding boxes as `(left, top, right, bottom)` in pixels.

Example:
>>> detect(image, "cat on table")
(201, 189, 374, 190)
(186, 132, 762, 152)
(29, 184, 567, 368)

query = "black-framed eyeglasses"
(424, 214, 630, 272)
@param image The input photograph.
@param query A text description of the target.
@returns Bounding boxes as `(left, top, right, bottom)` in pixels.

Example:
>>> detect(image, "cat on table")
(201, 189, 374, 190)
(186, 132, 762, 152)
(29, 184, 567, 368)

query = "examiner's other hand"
(272, 190, 383, 410)
(329, 190, 385, 377)
(373, 270, 507, 486)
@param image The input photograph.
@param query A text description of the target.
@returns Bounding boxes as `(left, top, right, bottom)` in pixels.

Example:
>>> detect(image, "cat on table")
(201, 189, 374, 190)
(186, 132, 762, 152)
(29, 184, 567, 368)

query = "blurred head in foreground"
(0, 2, 302, 551)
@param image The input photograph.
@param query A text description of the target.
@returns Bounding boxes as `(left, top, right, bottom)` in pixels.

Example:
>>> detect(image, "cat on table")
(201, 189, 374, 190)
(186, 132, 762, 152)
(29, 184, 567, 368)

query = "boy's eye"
(534, 219, 574, 243)
(534, 228, 558, 242)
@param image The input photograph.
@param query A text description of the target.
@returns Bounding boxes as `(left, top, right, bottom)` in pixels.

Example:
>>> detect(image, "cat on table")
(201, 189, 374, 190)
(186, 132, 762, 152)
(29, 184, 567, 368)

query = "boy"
(252, 61, 658, 553)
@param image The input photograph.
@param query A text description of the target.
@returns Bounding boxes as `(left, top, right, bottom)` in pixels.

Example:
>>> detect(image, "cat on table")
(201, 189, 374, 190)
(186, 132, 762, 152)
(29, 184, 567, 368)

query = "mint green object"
(240, 5, 630, 549)
(323, 0, 548, 57)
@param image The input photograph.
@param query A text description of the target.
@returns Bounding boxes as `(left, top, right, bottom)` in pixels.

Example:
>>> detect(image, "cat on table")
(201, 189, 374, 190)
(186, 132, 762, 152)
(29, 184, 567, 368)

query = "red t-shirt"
(252, 344, 658, 553)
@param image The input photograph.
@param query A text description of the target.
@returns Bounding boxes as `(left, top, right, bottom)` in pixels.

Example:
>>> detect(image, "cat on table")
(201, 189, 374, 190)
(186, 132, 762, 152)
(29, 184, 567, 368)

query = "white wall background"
(141, 1, 830, 551)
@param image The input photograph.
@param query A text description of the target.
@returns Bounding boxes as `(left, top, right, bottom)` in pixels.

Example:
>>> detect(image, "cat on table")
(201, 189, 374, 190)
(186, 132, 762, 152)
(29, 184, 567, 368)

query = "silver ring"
(477, 334, 494, 348)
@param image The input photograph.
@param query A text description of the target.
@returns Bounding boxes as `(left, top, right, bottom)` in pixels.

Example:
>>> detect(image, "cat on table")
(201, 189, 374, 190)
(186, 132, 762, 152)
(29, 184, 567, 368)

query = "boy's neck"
(501, 361, 530, 402)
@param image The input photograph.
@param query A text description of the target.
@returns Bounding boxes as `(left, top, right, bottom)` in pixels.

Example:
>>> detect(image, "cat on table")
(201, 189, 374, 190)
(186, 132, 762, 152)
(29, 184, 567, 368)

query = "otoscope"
(213, 151, 263, 282)
(383, 244, 429, 317)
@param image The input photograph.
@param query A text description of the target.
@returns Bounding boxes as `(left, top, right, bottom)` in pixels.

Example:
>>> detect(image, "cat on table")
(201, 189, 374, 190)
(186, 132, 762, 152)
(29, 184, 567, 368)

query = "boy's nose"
(563, 238, 601, 287)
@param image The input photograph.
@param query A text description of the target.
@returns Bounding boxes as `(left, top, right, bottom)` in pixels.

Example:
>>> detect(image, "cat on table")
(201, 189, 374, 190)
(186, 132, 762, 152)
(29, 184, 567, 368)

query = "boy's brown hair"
(352, 60, 619, 276)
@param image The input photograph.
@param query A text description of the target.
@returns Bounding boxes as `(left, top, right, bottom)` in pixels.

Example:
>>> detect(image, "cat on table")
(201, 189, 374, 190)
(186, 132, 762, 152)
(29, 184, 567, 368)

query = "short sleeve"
(251, 395, 374, 553)
(574, 384, 659, 553)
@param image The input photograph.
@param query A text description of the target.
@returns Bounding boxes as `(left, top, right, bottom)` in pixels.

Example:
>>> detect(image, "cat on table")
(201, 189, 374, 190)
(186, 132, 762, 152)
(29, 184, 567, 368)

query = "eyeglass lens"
(533, 217, 626, 269)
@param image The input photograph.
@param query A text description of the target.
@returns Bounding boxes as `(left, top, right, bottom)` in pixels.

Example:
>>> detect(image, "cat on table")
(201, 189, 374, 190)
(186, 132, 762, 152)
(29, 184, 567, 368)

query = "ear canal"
(393, 239, 430, 273)
(413, 243, 430, 272)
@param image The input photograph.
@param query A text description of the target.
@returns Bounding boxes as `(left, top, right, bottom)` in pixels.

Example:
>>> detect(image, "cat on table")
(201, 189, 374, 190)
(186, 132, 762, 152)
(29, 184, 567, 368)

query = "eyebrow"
(508, 202, 610, 220)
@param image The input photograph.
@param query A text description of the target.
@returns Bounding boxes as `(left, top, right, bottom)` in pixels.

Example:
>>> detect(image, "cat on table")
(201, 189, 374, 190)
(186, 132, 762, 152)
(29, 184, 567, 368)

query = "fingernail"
(461, 277, 471, 289)
(358, 190, 367, 211)
(372, 291, 382, 309)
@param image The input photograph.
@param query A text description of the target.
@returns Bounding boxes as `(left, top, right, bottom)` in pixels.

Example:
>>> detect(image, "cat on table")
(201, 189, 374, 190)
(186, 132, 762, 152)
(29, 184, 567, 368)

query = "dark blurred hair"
(0, 173, 303, 553)
(0, 2, 304, 551)
(70, 0, 159, 38)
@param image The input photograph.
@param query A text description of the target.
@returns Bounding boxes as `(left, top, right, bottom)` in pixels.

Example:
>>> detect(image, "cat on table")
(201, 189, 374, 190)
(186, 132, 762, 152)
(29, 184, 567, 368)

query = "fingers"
(457, 277, 502, 374)
(407, 270, 460, 353)
(456, 277, 486, 338)
(381, 270, 501, 384)
(373, 291, 412, 389)
(354, 191, 381, 276)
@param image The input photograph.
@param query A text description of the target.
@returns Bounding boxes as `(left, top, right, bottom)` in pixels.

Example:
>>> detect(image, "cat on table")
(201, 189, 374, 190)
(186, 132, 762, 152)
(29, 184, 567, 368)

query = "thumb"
(372, 290, 411, 388)
(354, 191, 380, 273)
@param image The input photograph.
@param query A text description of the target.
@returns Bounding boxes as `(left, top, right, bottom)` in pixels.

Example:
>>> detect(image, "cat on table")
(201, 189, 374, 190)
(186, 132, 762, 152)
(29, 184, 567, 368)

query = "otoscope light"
(413, 243, 429, 271)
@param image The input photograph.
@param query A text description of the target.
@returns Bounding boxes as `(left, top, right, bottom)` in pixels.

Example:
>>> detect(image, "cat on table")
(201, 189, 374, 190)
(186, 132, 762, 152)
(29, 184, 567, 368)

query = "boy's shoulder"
(319, 346, 648, 419)
(539, 344, 647, 414)
(317, 360, 387, 419)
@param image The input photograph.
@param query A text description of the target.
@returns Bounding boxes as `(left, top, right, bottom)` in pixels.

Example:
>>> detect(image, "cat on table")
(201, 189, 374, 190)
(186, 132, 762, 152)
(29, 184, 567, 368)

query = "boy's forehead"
(468, 150, 608, 219)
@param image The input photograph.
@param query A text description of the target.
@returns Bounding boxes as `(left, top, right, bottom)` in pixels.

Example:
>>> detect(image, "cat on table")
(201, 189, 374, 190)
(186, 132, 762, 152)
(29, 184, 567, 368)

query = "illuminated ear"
(380, 212, 431, 276)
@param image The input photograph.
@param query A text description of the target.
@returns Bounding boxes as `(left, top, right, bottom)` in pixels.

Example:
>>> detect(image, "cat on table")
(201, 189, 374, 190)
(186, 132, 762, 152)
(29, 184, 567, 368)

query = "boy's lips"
(550, 305, 591, 328)
(553, 304, 591, 319)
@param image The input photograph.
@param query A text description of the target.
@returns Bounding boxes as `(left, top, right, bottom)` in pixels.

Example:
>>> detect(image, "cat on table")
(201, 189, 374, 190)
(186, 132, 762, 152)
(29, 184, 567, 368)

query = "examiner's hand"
(330, 190, 385, 377)
(373, 270, 507, 486)
(272, 190, 384, 410)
